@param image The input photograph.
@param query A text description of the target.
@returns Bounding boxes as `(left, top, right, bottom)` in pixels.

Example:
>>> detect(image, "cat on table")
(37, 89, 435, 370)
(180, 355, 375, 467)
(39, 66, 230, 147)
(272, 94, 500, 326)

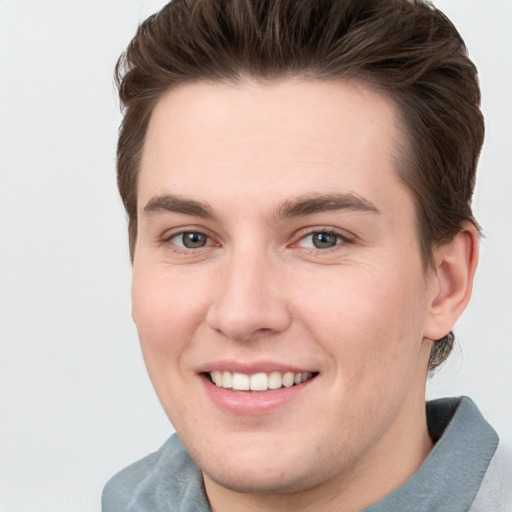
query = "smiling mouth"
(205, 371, 318, 392)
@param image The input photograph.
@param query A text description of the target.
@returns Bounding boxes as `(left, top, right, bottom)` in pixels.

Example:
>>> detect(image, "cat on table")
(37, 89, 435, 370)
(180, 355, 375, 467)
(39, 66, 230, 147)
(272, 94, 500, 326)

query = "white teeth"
(268, 371, 283, 390)
(282, 372, 295, 388)
(210, 370, 314, 391)
(250, 373, 268, 391)
(222, 371, 233, 389)
(232, 372, 250, 390)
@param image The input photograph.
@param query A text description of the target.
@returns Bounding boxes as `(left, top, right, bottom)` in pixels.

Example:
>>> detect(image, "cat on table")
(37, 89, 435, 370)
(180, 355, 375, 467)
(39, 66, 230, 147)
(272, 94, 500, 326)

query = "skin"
(132, 79, 478, 511)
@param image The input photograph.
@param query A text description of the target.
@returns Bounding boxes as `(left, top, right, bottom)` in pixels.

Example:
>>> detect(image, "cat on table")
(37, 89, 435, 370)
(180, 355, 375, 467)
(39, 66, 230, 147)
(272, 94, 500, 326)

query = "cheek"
(131, 267, 205, 359)
(295, 265, 428, 381)
(130, 268, 208, 421)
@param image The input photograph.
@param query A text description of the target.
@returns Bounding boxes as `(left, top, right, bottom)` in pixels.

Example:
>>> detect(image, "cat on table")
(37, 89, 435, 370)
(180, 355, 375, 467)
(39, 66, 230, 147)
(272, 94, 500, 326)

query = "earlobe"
(423, 223, 479, 341)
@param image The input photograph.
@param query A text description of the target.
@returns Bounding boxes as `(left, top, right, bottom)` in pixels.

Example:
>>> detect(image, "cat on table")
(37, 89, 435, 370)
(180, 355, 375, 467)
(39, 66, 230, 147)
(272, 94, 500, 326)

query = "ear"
(423, 222, 479, 341)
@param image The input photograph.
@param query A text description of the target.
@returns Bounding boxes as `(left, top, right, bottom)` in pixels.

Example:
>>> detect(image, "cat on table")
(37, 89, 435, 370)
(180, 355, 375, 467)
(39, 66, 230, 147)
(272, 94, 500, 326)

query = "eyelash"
(162, 227, 354, 253)
(291, 227, 354, 252)
(163, 230, 216, 252)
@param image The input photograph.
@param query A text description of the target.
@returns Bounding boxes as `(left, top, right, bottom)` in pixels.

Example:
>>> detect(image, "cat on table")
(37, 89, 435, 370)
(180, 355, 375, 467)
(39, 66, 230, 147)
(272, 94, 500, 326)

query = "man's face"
(132, 79, 438, 498)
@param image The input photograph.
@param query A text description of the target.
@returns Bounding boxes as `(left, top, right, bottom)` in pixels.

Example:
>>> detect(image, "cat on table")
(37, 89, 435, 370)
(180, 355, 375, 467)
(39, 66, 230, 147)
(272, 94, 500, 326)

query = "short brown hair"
(115, 0, 484, 370)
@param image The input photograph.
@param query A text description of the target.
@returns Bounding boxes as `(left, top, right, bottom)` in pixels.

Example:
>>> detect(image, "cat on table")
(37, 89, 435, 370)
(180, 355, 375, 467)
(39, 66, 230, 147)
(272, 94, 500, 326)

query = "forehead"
(139, 79, 407, 215)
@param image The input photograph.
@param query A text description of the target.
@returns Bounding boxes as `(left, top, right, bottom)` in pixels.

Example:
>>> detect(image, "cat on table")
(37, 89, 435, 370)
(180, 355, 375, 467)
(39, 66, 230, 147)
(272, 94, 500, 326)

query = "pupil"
(313, 232, 337, 248)
(183, 232, 206, 248)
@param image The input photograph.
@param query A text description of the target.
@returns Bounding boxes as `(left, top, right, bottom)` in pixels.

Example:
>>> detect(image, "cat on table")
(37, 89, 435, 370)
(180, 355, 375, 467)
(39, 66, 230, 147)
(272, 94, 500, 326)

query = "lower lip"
(201, 375, 316, 416)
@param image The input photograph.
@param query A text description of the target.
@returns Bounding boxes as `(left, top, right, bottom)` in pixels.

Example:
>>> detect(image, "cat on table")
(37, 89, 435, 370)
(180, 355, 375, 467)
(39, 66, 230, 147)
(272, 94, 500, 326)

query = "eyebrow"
(142, 192, 380, 221)
(275, 193, 381, 219)
(143, 194, 215, 218)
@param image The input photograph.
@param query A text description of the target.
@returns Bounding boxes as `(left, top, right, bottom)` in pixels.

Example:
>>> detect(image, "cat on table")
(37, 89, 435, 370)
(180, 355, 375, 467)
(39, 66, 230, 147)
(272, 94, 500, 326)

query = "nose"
(205, 249, 292, 342)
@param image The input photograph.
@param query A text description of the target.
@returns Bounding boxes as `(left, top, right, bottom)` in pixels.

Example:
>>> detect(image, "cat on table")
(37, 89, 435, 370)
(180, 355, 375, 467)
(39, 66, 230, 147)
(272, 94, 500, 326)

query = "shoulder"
(101, 434, 210, 512)
(469, 439, 512, 512)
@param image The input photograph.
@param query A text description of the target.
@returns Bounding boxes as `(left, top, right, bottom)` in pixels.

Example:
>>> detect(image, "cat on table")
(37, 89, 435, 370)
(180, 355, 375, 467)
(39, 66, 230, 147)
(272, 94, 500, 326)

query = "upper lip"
(196, 360, 317, 375)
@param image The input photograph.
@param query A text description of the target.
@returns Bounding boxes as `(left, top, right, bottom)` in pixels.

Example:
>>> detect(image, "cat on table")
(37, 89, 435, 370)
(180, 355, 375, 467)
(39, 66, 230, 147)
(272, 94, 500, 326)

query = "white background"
(0, 1, 511, 510)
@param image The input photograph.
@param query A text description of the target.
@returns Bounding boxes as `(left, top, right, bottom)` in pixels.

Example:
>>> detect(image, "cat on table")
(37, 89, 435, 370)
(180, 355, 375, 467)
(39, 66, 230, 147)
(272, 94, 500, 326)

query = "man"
(102, 0, 506, 510)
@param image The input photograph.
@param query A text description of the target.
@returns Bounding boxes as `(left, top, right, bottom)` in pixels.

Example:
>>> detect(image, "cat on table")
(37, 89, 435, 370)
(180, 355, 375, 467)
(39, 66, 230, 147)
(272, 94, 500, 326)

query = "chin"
(202, 462, 326, 496)
(188, 433, 344, 497)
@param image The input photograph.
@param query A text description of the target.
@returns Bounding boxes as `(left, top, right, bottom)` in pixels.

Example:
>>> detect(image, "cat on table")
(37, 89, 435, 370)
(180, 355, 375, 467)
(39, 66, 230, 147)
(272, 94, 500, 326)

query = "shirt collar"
(364, 396, 499, 512)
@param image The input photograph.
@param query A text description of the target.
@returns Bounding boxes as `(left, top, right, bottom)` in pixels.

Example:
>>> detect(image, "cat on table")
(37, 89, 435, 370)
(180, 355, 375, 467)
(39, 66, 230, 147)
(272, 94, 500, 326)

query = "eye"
(169, 231, 211, 249)
(297, 231, 344, 249)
